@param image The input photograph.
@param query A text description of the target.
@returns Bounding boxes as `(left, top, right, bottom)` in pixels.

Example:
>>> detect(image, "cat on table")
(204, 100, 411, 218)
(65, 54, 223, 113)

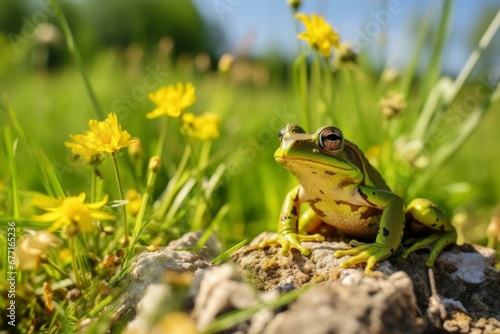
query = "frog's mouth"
(275, 155, 353, 172)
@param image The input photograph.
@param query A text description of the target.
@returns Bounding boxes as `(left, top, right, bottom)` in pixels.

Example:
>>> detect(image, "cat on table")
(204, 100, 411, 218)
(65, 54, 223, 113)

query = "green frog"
(259, 124, 457, 273)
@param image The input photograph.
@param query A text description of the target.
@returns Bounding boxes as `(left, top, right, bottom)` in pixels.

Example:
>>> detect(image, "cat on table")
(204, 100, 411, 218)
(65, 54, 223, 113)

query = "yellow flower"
(65, 113, 136, 162)
(295, 13, 340, 57)
(181, 112, 220, 140)
(147, 82, 196, 119)
(126, 189, 142, 217)
(33, 193, 115, 235)
(15, 232, 60, 270)
(64, 134, 101, 164)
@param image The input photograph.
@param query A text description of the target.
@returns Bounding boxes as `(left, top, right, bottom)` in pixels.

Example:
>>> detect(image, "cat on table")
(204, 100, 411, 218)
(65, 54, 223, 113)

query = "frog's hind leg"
(401, 198, 457, 267)
(299, 207, 323, 233)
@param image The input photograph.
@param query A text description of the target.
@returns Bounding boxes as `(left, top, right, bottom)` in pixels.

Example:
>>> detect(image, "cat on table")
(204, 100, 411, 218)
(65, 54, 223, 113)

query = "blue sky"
(193, 0, 500, 75)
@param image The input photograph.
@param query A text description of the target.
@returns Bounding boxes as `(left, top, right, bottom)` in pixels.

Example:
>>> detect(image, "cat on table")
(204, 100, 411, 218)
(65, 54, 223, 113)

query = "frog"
(259, 124, 457, 274)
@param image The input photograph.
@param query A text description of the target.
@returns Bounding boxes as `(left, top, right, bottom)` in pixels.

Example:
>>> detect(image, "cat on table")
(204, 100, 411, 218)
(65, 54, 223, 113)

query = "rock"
(115, 231, 499, 334)
(115, 232, 221, 319)
(193, 264, 258, 331)
(262, 271, 419, 334)
(230, 232, 500, 333)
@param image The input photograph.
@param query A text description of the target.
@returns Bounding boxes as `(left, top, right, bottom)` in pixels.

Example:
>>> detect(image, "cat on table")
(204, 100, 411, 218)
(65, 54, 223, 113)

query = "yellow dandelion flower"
(15, 232, 60, 270)
(295, 13, 340, 57)
(33, 193, 115, 235)
(64, 134, 101, 164)
(181, 112, 220, 140)
(147, 82, 196, 119)
(65, 113, 136, 162)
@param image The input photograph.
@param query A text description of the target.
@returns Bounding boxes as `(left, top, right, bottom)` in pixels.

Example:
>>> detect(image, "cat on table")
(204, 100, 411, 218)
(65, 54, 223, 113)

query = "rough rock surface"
(262, 271, 418, 334)
(118, 232, 500, 334)
(115, 232, 221, 319)
(230, 232, 500, 333)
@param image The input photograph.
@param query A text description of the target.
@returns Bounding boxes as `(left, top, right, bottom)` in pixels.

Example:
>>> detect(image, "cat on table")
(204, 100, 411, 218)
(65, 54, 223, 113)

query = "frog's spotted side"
(259, 124, 457, 273)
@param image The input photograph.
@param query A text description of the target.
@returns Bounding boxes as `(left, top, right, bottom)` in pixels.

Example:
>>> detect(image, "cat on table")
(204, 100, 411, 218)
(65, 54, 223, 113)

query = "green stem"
(111, 153, 128, 241)
(299, 54, 310, 131)
(45, 257, 71, 279)
(124, 166, 157, 268)
(444, 10, 500, 106)
(91, 166, 98, 203)
(400, 13, 431, 99)
(421, 0, 453, 99)
(132, 172, 155, 239)
(409, 81, 499, 198)
(182, 131, 214, 229)
(346, 68, 369, 145)
(487, 235, 495, 249)
(292, 14, 310, 130)
(157, 145, 191, 220)
(155, 117, 169, 156)
(69, 236, 82, 288)
(186, 135, 200, 170)
(49, 0, 104, 120)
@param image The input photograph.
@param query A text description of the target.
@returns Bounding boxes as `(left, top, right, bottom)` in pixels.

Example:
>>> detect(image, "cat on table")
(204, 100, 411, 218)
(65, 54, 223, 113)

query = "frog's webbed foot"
(258, 232, 324, 256)
(334, 240, 393, 274)
(400, 230, 457, 267)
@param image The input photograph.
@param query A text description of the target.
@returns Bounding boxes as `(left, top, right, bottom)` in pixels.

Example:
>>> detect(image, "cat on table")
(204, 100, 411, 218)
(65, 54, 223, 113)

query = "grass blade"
(202, 287, 306, 334)
(49, 0, 104, 119)
(421, 0, 453, 99)
(409, 82, 499, 198)
(444, 10, 500, 106)
(3, 128, 20, 219)
(210, 237, 246, 265)
(37, 151, 66, 198)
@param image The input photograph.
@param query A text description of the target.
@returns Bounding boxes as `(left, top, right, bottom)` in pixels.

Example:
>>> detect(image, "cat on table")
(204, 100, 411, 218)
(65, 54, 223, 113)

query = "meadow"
(1, 1, 499, 332)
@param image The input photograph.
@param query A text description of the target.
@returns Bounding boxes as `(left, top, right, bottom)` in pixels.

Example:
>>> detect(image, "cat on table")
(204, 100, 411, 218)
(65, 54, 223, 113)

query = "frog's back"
(344, 140, 390, 191)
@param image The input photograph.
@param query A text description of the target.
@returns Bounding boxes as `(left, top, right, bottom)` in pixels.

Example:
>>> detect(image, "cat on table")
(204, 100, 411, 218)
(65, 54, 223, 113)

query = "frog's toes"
(334, 242, 371, 258)
(348, 239, 368, 247)
(334, 243, 393, 273)
(401, 230, 457, 267)
(258, 236, 280, 249)
(259, 232, 324, 257)
(298, 233, 325, 243)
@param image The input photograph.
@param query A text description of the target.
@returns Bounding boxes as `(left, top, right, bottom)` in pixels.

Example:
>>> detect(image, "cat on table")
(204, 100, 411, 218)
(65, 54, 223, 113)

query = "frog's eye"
(319, 127, 343, 151)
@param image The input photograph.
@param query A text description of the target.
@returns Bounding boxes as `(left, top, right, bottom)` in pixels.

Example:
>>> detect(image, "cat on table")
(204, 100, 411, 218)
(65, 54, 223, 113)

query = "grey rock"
(262, 271, 418, 334)
(230, 232, 500, 333)
(115, 231, 221, 318)
(193, 264, 258, 331)
(116, 231, 499, 334)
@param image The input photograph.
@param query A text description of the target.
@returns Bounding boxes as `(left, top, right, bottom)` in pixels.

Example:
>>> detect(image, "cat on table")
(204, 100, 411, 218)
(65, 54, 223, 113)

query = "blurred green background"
(1, 0, 499, 247)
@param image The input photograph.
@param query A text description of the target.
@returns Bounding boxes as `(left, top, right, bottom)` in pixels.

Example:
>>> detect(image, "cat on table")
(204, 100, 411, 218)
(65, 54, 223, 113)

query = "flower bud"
(128, 138, 144, 162)
(148, 156, 162, 174)
(218, 53, 234, 74)
(380, 91, 406, 120)
(287, 0, 302, 10)
(334, 42, 358, 67)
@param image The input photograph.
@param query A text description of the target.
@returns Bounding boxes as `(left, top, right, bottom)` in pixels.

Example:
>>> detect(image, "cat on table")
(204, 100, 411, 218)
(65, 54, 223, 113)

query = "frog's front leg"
(259, 185, 324, 256)
(400, 198, 457, 267)
(334, 186, 405, 273)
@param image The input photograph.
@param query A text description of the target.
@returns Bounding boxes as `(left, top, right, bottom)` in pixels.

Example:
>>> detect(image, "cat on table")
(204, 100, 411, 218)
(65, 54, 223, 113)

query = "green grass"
(1, 2, 499, 332)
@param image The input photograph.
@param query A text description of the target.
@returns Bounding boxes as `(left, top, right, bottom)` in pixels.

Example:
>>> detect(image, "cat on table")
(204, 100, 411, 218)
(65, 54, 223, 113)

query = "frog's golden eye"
(319, 127, 343, 151)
